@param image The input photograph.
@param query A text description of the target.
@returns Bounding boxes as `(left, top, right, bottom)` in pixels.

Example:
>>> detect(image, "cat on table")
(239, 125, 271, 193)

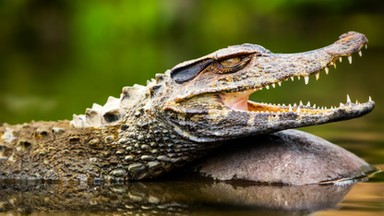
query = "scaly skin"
(0, 31, 374, 181)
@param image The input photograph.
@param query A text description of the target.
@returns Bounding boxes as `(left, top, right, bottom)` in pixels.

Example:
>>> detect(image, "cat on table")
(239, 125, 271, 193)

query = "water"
(1, 175, 383, 215)
(0, 171, 383, 216)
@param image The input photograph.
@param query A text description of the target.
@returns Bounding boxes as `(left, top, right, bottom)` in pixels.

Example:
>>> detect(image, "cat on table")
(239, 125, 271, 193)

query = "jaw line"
(218, 87, 375, 119)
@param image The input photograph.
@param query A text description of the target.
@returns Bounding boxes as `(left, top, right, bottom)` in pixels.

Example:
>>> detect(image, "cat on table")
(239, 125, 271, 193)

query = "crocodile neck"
(0, 119, 217, 181)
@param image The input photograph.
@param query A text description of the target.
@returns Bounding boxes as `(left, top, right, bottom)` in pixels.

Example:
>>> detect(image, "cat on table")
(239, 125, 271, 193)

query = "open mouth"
(219, 46, 373, 115)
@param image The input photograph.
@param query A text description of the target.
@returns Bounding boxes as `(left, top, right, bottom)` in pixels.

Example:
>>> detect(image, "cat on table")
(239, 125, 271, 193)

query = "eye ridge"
(216, 55, 251, 74)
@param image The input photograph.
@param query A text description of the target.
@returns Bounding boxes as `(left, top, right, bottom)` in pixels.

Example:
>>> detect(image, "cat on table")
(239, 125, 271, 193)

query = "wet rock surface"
(197, 129, 374, 185)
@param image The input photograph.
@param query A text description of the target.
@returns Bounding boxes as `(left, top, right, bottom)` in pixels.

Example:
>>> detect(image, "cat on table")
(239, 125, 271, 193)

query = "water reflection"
(0, 179, 357, 215)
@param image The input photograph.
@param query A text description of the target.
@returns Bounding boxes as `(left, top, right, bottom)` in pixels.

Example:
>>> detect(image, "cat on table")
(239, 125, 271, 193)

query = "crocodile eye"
(216, 55, 251, 74)
(220, 57, 242, 67)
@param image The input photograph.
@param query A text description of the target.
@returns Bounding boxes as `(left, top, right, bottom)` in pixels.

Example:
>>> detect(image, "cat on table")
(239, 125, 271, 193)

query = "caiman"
(0, 31, 375, 182)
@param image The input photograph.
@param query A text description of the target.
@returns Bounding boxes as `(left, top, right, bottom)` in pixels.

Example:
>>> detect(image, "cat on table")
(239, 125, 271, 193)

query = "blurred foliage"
(0, 0, 383, 124)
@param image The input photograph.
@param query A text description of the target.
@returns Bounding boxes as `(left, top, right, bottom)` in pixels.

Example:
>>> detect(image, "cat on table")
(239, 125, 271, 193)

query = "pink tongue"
(228, 98, 248, 111)
(220, 92, 251, 111)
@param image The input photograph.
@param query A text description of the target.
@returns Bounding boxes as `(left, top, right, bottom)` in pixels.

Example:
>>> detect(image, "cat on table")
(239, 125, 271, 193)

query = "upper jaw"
(172, 32, 368, 102)
(235, 31, 368, 93)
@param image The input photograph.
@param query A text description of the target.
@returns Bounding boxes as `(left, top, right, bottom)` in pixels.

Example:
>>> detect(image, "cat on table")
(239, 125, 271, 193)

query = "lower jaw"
(247, 101, 281, 112)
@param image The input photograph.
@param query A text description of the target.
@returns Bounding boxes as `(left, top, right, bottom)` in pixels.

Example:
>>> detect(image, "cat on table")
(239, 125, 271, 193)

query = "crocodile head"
(71, 32, 374, 144)
(163, 31, 374, 142)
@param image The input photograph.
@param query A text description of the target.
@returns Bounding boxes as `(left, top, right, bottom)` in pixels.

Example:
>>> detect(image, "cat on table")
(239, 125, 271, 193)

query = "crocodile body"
(0, 32, 374, 181)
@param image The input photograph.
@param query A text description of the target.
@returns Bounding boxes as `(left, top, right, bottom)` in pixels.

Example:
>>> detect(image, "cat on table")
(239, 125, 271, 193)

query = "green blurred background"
(0, 0, 383, 134)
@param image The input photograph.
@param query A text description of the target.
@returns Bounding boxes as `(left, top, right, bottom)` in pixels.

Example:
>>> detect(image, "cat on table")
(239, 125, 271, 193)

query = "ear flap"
(170, 59, 213, 84)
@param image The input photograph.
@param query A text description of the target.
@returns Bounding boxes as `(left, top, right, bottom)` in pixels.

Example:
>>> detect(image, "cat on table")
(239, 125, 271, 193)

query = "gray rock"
(198, 129, 373, 185)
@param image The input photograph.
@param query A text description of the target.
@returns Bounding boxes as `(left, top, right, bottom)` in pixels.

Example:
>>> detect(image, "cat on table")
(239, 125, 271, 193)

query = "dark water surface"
(0, 172, 383, 216)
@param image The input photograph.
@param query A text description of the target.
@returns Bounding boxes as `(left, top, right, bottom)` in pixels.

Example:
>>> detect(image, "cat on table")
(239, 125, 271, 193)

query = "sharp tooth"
(297, 76, 301, 80)
(358, 50, 362, 57)
(297, 106, 301, 113)
(290, 77, 294, 81)
(333, 62, 337, 69)
(369, 96, 372, 102)
(348, 56, 352, 64)
(294, 103, 297, 107)
(325, 67, 329, 75)
(356, 100, 359, 104)
(306, 101, 311, 106)
(347, 94, 351, 103)
(365, 44, 368, 49)
(278, 81, 282, 86)
(313, 104, 316, 108)
(289, 104, 292, 112)
(266, 85, 269, 90)
(272, 83, 276, 88)
(315, 73, 320, 80)
(304, 76, 309, 85)
(299, 100, 303, 106)
(340, 102, 344, 107)
(339, 57, 342, 63)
